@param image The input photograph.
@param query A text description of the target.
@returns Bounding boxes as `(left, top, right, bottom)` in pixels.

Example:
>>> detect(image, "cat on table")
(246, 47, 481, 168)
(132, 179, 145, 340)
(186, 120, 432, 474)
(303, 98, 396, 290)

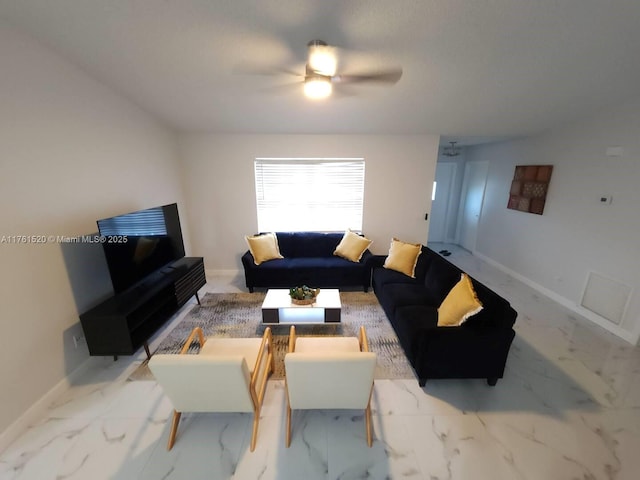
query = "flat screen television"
(97, 203, 186, 293)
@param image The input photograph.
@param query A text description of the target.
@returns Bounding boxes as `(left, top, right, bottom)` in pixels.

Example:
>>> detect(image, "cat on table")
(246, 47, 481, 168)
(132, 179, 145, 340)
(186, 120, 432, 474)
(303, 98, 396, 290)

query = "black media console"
(80, 257, 206, 358)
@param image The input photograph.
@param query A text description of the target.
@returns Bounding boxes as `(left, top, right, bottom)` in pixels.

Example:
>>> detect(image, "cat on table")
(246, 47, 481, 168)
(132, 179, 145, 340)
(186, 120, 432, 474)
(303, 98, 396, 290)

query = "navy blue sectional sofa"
(242, 232, 373, 293)
(372, 246, 517, 386)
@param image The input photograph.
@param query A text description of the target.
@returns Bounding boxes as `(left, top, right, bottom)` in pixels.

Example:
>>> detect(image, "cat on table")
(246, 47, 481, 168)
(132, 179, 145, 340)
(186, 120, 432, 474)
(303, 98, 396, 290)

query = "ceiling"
(2, 0, 640, 140)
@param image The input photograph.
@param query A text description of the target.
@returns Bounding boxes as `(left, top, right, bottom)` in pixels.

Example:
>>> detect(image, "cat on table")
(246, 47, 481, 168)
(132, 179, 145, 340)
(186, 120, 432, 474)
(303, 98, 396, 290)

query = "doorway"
(428, 162, 456, 243)
(456, 160, 489, 252)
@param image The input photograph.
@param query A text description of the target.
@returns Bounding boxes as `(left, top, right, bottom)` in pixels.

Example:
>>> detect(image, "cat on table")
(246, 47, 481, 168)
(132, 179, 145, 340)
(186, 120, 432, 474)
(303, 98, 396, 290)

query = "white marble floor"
(2, 245, 640, 479)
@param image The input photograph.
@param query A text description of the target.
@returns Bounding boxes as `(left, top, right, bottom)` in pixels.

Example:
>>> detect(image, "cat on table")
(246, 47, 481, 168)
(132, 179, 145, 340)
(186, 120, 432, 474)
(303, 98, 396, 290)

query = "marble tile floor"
(2, 245, 640, 479)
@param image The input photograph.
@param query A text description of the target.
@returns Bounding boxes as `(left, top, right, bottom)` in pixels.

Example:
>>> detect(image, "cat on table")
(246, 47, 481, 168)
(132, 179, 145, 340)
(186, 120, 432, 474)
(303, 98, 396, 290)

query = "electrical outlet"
(72, 334, 84, 349)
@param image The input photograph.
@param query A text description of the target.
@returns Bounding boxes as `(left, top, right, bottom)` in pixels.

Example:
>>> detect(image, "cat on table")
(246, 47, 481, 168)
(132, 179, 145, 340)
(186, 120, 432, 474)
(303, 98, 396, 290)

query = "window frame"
(254, 157, 365, 233)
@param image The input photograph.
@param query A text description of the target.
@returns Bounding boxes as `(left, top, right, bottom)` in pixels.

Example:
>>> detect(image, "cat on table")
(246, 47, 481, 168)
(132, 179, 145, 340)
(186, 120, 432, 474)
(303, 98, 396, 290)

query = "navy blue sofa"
(372, 246, 517, 386)
(242, 232, 373, 293)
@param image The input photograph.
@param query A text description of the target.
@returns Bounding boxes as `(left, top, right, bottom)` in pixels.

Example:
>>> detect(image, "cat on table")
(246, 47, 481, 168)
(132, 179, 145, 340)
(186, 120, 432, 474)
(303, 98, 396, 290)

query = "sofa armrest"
(465, 304, 518, 330)
(241, 250, 255, 268)
(368, 255, 387, 269)
(358, 249, 373, 264)
(241, 250, 257, 291)
(413, 325, 516, 381)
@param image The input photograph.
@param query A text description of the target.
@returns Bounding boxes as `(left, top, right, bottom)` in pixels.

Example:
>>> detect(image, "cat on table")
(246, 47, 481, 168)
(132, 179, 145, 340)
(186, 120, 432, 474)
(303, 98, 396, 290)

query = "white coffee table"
(261, 289, 341, 324)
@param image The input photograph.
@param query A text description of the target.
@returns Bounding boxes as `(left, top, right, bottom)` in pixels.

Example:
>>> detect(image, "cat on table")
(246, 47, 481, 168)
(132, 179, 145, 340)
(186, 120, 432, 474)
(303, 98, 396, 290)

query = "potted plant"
(289, 285, 320, 305)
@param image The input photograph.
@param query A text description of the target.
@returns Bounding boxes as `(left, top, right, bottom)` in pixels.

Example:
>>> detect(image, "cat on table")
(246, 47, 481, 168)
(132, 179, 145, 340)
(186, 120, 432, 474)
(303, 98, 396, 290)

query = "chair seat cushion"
(201, 337, 263, 373)
(294, 336, 361, 353)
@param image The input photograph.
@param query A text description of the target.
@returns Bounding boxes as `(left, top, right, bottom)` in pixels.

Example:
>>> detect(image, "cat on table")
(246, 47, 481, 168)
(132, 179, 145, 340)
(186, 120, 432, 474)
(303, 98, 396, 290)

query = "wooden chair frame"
(166, 326, 274, 452)
(285, 325, 375, 448)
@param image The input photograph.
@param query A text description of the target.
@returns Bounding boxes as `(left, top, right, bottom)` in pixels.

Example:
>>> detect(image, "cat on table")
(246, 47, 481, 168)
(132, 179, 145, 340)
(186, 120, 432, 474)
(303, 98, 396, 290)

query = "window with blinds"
(254, 158, 365, 232)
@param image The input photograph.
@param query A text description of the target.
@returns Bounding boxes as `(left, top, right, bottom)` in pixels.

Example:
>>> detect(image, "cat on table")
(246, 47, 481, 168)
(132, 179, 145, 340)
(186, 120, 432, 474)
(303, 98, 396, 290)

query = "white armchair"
(284, 325, 376, 447)
(148, 326, 273, 451)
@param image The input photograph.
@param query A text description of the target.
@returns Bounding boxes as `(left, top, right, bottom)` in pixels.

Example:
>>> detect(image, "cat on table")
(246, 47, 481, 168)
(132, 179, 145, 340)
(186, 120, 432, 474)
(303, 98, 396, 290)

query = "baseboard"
(473, 250, 638, 345)
(0, 355, 100, 453)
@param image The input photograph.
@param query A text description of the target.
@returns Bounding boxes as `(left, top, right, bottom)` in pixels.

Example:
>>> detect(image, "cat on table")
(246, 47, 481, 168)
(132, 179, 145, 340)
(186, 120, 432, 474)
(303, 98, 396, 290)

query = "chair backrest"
(149, 354, 255, 413)
(285, 351, 376, 410)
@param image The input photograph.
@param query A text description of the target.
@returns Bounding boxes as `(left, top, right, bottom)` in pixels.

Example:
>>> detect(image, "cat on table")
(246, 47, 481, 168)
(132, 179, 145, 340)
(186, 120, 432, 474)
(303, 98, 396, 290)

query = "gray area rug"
(129, 292, 415, 381)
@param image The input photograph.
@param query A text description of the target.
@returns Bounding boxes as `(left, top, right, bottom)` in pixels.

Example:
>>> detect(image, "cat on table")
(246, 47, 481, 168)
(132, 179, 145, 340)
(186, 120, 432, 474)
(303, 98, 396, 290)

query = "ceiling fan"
(442, 141, 461, 157)
(244, 40, 403, 99)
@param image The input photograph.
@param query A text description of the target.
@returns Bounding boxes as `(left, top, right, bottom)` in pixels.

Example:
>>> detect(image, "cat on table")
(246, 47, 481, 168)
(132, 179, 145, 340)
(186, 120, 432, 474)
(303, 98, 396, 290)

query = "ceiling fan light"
(308, 44, 337, 76)
(304, 77, 332, 99)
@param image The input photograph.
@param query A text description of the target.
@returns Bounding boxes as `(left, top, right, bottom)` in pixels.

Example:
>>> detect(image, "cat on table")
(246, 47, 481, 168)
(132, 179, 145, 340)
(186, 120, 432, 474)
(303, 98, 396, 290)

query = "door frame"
(428, 162, 458, 244)
(455, 160, 489, 252)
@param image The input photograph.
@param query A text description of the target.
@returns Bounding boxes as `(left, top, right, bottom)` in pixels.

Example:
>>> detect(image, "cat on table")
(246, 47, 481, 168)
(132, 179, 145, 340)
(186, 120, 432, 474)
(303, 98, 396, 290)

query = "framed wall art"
(507, 165, 553, 215)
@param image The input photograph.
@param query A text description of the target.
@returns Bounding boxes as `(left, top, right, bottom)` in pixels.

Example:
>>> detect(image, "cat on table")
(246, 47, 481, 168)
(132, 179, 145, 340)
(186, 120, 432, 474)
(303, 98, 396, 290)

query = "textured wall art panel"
(507, 165, 553, 215)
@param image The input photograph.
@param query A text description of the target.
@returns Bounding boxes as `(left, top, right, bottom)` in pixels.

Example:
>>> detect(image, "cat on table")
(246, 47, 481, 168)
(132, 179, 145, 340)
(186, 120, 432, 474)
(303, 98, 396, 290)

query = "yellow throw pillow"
(334, 230, 373, 262)
(245, 233, 283, 265)
(437, 273, 483, 326)
(383, 238, 422, 278)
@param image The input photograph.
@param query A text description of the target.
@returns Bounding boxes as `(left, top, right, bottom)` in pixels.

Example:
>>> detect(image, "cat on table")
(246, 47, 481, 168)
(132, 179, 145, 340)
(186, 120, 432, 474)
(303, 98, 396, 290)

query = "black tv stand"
(80, 257, 206, 358)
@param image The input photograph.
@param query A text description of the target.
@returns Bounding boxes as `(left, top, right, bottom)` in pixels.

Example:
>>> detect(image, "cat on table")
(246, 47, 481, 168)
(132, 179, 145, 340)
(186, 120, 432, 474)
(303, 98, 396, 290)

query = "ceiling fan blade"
(258, 80, 304, 94)
(233, 62, 303, 78)
(332, 83, 358, 97)
(334, 67, 403, 85)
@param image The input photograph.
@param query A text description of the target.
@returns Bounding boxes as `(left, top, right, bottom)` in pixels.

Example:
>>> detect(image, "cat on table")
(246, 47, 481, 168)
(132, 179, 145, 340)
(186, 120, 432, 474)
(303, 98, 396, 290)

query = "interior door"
(428, 162, 456, 243)
(457, 161, 489, 252)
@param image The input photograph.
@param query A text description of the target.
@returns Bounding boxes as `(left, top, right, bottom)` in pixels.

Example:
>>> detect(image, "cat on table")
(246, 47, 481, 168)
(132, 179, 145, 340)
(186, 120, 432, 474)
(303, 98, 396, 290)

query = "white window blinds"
(254, 158, 365, 232)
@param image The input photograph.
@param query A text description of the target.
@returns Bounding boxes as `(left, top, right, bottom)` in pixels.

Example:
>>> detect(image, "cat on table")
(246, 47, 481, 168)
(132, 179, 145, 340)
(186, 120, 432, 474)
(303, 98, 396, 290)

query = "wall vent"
(580, 271, 631, 325)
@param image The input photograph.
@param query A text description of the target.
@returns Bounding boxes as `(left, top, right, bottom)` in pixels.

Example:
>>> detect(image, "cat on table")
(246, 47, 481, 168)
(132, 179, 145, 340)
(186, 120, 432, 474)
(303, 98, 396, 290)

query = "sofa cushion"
(376, 283, 437, 318)
(413, 246, 433, 281)
(373, 265, 421, 290)
(423, 253, 463, 303)
(383, 238, 422, 277)
(437, 273, 483, 326)
(254, 257, 367, 288)
(293, 232, 342, 257)
(245, 233, 283, 265)
(393, 305, 438, 361)
(286, 257, 355, 269)
(334, 230, 373, 262)
(247, 257, 290, 270)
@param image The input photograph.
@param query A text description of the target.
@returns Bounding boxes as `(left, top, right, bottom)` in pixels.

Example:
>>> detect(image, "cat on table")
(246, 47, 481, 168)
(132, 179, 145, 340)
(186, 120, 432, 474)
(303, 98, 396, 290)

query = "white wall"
(179, 134, 439, 273)
(468, 98, 640, 343)
(0, 24, 184, 435)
